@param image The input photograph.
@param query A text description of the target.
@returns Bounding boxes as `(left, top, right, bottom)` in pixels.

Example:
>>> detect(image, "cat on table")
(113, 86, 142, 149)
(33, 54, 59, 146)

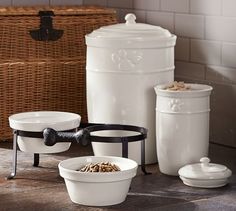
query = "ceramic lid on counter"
(178, 157, 232, 188)
(85, 13, 176, 48)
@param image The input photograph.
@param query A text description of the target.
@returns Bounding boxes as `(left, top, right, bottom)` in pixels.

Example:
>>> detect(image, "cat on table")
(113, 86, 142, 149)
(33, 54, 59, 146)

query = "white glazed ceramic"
(85, 13, 176, 164)
(9, 111, 81, 153)
(178, 157, 232, 188)
(154, 84, 213, 175)
(58, 156, 138, 206)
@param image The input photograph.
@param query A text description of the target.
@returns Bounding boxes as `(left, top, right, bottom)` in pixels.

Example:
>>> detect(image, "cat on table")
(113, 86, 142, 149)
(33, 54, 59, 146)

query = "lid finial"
(125, 13, 136, 25)
(200, 157, 210, 167)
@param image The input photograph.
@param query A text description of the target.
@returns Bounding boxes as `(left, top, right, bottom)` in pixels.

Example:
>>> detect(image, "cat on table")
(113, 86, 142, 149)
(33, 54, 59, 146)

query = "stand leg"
(7, 130, 18, 179)
(141, 139, 151, 175)
(33, 154, 39, 167)
(122, 140, 128, 158)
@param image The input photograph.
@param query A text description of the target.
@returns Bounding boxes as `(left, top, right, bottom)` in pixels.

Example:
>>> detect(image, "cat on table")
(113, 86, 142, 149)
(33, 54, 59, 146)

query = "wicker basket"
(0, 6, 117, 140)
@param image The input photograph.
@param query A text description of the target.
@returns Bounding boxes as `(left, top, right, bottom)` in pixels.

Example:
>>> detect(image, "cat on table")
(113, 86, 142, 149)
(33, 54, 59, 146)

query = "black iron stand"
(7, 123, 150, 179)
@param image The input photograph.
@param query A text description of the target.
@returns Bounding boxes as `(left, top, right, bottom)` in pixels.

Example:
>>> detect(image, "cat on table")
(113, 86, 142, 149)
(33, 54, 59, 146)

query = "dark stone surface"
(0, 141, 236, 210)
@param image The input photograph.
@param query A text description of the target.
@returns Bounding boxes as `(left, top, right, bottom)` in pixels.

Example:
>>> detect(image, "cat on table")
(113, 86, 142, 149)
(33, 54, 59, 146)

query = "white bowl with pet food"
(58, 156, 138, 206)
(9, 111, 81, 153)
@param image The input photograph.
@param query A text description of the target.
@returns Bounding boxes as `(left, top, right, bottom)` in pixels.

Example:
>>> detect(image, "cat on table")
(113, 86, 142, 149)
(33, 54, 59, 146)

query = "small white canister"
(154, 83, 213, 175)
(85, 14, 176, 164)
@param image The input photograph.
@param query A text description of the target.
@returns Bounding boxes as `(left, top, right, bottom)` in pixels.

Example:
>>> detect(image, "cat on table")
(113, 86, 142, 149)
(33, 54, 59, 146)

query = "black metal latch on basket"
(30, 11, 63, 41)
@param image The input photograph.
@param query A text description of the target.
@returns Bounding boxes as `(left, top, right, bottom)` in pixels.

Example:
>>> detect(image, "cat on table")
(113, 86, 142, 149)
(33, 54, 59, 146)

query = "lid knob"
(200, 157, 210, 167)
(125, 13, 136, 25)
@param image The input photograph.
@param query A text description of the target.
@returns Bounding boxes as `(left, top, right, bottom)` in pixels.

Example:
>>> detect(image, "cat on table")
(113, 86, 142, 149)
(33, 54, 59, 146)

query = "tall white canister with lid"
(154, 83, 213, 175)
(85, 14, 177, 164)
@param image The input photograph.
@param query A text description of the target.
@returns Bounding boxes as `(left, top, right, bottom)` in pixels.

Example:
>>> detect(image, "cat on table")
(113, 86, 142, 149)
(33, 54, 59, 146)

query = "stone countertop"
(0, 142, 236, 211)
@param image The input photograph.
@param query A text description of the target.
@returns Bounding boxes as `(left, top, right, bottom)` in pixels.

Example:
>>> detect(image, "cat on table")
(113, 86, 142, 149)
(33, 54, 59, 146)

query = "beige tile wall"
(2, 0, 235, 147)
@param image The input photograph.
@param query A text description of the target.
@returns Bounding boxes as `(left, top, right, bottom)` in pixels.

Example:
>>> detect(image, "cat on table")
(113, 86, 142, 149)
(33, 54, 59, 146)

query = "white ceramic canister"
(85, 14, 177, 164)
(154, 83, 213, 175)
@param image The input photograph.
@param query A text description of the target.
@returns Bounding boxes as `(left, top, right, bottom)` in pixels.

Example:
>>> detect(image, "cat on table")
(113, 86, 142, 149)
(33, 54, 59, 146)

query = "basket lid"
(0, 6, 116, 16)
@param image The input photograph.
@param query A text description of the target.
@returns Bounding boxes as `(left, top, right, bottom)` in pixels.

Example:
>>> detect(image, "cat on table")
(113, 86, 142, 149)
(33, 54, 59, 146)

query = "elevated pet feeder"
(7, 111, 149, 179)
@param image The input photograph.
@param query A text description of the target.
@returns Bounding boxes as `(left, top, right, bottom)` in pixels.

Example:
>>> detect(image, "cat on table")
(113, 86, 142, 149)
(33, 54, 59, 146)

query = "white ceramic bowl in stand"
(9, 111, 81, 153)
(58, 156, 138, 206)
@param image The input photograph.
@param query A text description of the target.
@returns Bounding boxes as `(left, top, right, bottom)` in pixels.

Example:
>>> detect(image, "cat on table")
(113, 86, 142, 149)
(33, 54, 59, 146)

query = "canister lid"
(154, 83, 213, 98)
(178, 157, 232, 188)
(86, 13, 176, 48)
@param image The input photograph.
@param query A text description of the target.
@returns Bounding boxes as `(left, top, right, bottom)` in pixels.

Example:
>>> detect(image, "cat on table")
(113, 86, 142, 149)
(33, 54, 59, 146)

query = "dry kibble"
(165, 81, 191, 91)
(77, 161, 121, 173)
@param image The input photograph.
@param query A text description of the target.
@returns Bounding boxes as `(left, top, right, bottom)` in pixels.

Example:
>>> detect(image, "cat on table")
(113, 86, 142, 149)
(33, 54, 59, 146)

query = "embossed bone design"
(111, 49, 143, 70)
(168, 99, 184, 112)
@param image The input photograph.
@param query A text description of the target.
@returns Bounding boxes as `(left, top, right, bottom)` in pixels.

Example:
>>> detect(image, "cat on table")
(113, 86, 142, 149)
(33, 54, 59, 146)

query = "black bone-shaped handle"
(43, 128, 90, 147)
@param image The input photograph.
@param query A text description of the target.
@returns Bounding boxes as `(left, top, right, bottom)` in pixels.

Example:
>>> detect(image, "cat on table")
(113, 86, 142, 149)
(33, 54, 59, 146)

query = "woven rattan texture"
(0, 7, 117, 140)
